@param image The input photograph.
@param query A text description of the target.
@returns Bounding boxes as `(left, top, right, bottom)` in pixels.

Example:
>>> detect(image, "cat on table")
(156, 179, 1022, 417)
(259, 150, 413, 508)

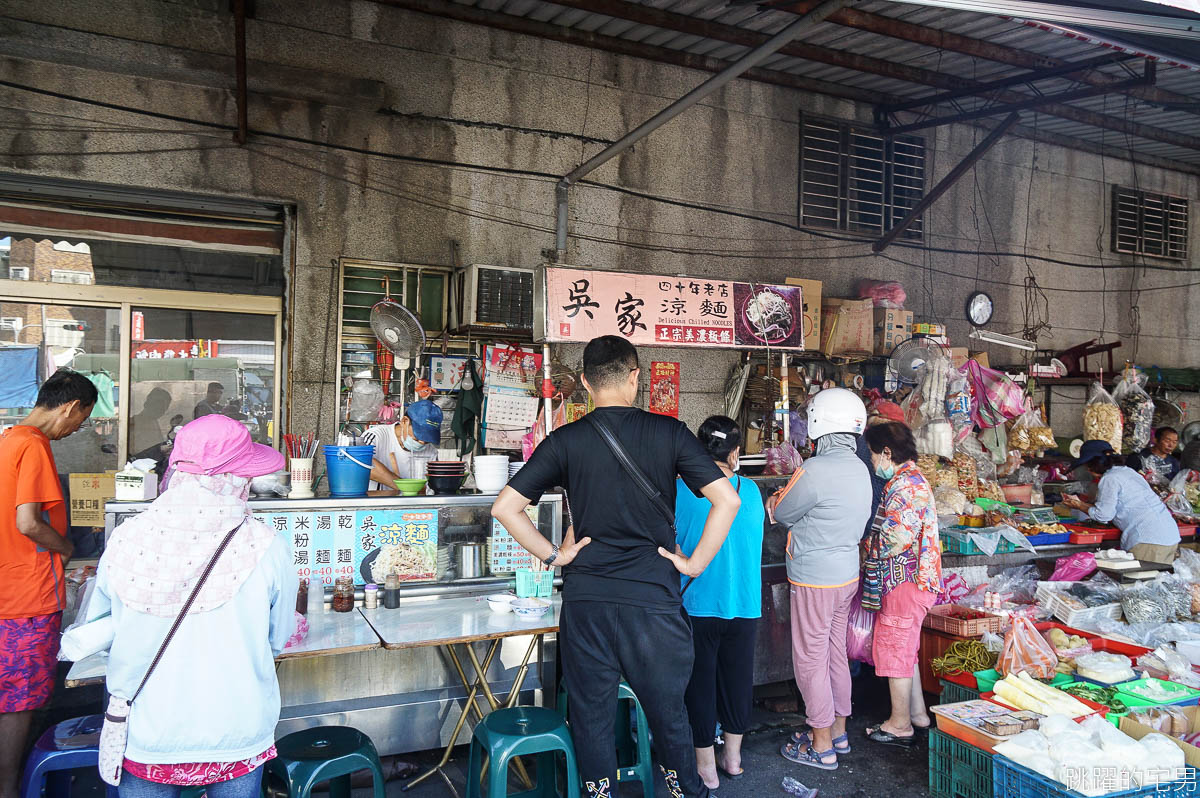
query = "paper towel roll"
(60, 616, 115, 661)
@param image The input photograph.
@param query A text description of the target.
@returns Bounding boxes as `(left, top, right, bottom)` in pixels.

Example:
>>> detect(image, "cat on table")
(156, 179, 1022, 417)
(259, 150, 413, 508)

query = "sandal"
(780, 739, 838, 771)
(789, 729, 852, 754)
(717, 765, 744, 781)
(865, 724, 915, 748)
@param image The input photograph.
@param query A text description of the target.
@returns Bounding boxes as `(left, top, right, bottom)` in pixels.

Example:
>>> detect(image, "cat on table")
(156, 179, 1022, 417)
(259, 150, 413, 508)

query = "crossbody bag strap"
(128, 519, 246, 703)
(584, 414, 675, 530)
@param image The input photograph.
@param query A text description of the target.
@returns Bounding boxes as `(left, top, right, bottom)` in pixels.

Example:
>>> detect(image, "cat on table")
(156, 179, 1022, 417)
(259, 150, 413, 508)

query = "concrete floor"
(44, 669, 932, 798)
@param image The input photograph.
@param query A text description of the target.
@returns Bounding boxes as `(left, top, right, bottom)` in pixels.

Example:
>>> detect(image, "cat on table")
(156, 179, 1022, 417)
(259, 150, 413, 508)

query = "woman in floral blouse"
(862, 422, 941, 748)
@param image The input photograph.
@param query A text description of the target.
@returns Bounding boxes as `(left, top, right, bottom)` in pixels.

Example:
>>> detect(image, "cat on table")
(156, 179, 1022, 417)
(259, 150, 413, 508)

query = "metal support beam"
(872, 112, 1021, 254)
(534, 0, 1200, 153)
(878, 53, 1137, 115)
(553, 0, 852, 258)
(882, 74, 1153, 135)
(233, 0, 248, 144)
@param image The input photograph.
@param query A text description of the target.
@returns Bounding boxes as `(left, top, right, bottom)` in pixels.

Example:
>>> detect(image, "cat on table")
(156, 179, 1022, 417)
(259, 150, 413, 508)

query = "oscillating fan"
(370, 277, 426, 369)
(887, 338, 950, 386)
(1182, 420, 1200, 448)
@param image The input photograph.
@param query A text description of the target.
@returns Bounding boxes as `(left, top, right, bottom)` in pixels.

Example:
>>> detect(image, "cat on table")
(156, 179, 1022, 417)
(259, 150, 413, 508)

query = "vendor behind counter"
(1062, 440, 1181, 564)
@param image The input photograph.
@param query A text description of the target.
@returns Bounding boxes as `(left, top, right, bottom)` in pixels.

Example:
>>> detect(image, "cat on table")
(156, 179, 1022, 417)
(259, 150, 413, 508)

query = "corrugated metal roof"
(446, 0, 1200, 167)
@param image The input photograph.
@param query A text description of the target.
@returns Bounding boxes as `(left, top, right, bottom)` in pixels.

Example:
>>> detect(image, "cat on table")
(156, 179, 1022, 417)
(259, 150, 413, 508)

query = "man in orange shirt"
(0, 370, 96, 798)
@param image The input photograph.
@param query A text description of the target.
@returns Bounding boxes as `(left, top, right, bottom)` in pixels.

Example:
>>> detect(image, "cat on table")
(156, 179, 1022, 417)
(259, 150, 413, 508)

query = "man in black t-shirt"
(493, 336, 740, 798)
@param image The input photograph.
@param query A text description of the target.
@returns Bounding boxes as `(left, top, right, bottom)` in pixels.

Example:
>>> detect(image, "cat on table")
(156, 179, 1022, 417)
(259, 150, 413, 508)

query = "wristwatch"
(543, 545, 560, 566)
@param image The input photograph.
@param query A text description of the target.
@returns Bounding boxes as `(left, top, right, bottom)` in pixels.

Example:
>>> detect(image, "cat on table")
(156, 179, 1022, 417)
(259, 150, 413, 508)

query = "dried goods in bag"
(1010, 406, 1056, 453)
(1083, 382, 1122, 452)
(1112, 369, 1154, 454)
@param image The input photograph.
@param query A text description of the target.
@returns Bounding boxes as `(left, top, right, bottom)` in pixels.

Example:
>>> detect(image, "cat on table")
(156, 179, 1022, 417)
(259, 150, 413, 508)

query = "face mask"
(875, 462, 896, 480)
(402, 436, 425, 452)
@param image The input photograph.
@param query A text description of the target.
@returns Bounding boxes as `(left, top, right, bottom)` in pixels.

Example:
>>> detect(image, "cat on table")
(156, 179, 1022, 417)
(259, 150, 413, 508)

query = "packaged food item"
(1112, 368, 1155, 454)
(998, 616, 1059, 678)
(1074, 651, 1135, 684)
(1010, 406, 1056, 453)
(1083, 382, 1123, 453)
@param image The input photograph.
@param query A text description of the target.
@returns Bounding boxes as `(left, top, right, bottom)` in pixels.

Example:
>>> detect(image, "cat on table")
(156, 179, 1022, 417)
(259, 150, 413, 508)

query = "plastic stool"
(556, 681, 654, 790)
(466, 707, 579, 798)
(265, 727, 385, 798)
(20, 715, 121, 798)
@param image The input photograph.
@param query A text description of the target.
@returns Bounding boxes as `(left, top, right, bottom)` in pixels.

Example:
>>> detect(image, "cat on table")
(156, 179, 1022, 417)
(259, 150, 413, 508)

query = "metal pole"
(233, 0, 248, 145)
(553, 0, 852, 255)
(542, 343, 554, 437)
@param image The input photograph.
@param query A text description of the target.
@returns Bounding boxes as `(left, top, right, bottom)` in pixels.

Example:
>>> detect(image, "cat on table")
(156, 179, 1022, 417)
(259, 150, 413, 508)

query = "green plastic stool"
(466, 707, 579, 798)
(265, 727, 385, 798)
(556, 680, 654, 790)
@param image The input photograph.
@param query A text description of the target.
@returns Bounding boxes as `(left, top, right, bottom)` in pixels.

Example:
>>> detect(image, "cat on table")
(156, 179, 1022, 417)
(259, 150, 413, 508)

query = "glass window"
(0, 235, 283, 296)
(128, 307, 276, 473)
(0, 301, 121, 557)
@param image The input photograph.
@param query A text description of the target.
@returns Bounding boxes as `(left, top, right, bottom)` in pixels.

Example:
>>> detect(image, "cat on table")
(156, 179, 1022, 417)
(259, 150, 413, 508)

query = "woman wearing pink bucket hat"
(83, 414, 298, 797)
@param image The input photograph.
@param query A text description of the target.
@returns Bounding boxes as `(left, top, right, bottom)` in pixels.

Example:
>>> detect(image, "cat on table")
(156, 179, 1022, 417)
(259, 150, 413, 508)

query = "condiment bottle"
(332, 577, 355, 613)
(383, 572, 401, 609)
(296, 578, 309, 616)
(364, 583, 379, 610)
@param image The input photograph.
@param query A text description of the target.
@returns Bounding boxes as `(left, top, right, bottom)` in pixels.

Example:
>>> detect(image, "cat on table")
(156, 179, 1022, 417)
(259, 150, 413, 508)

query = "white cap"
(806, 387, 867, 440)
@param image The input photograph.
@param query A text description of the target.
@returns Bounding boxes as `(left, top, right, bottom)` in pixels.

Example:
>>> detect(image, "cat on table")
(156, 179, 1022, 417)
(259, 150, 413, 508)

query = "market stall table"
(360, 594, 562, 796)
(64, 607, 382, 688)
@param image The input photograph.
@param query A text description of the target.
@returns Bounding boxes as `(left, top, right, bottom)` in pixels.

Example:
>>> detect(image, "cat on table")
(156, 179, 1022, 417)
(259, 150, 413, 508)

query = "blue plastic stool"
(555, 681, 654, 790)
(20, 715, 121, 798)
(265, 727, 384, 798)
(466, 707, 579, 798)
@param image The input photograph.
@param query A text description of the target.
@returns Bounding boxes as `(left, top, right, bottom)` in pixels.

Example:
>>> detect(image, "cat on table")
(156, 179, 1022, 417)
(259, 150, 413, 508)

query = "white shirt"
(361, 423, 437, 489)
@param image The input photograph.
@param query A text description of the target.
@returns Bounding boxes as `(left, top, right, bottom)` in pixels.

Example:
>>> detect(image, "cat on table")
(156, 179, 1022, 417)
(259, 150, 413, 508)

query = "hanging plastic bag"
(846, 586, 875, 664)
(1083, 382, 1123, 452)
(1009, 405, 1056, 453)
(961, 360, 1026, 429)
(1050, 551, 1097, 582)
(1111, 368, 1155, 454)
(348, 373, 385, 422)
(997, 616, 1059, 678)
(946, 371, 973, 444)
(522, 397, 567, 461)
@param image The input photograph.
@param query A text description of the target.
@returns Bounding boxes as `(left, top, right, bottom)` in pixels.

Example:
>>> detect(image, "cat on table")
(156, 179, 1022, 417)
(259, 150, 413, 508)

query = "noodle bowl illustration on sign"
(740, 287, 797, 345)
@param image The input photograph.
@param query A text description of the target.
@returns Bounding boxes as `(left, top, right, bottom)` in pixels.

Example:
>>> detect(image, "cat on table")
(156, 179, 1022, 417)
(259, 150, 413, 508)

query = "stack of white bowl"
(509, 461, 525, 479)
(474, 455, 511, 493)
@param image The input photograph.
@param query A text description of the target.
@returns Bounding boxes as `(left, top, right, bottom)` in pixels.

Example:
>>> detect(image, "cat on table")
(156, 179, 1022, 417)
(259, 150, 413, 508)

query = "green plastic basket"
(1115, 677, 1200, 709)
(974, 669, 1073, 694)
(515, 569, 553, 598)
(929, 728, 993, 798)
(940, 679, 983, 705)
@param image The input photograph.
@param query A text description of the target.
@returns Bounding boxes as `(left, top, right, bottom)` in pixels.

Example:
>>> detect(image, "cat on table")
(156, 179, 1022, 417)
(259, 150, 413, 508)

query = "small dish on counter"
(511, 598, 550, 619)
(486, 594, 515, 613)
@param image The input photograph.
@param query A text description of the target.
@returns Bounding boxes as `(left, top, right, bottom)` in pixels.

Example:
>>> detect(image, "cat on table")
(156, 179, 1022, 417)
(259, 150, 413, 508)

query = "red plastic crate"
(1178, 523, 1196, 538)
(1034, 621, 1098, 640)
(1063, 522, 1120, 541)
(941, 670, 979, 690)
(1091, 637, 1151, 658)
(1069, 532, 1104, 544)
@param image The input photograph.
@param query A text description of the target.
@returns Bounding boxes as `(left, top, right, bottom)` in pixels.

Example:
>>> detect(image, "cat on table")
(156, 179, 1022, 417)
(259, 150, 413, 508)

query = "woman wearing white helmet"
(770, 388, 872, 771)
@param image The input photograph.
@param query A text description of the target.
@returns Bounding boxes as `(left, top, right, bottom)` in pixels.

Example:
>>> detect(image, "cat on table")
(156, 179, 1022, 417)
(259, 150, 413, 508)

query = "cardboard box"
(912, 322, 947, 336)
(115, 467, 158, 502)
(820, 298, 874, 356)
(744, 427, 765, 455)
(972, 351, 990, 369)
(68, 472, 116, 527)
(949, 348, 990, 370)
(785, 277, 822, 351)
(874, 308, 913, 354)
(1120, 706, 1200, 771)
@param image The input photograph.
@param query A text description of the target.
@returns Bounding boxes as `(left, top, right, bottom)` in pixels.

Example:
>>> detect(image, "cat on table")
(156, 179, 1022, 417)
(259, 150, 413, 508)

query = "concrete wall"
(1, 0, 1197, 442)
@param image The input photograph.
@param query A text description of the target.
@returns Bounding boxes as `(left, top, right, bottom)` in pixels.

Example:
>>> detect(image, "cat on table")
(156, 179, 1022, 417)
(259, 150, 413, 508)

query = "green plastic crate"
(940, 679, 982, 705)
(515, 569, 553, 598)
(1115, 678, 1200, 709)
(943, 530, 1020, 555)
(929, 728, 993, 798)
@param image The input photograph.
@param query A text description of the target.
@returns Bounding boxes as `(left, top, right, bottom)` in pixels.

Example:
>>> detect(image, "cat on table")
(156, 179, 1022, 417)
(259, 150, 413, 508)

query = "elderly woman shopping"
(771, 389, 872, 771)
(863, 421, 941, 747)
(85, 414, 297, 797)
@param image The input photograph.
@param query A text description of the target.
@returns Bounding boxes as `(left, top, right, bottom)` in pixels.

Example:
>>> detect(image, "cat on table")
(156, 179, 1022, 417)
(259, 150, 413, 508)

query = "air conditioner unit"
(452, 264, 536, 334)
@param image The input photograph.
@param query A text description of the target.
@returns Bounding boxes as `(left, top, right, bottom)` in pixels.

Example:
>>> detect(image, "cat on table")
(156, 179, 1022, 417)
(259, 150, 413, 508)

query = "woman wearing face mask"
(862, 421, 941, 748)
(362, 399, 444, 491)
(674, 416, 766, 789)
(770, 389, 872, 772)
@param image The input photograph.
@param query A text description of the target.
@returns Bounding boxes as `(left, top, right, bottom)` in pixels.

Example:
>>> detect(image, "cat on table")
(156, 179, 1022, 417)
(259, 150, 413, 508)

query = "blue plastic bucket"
(323, 445, 375, 497)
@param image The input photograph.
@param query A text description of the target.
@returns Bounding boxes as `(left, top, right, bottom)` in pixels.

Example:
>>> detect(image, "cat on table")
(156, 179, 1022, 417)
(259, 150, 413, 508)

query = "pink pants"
(789, 582, 858, 730)
(872, 581, 938, 678)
